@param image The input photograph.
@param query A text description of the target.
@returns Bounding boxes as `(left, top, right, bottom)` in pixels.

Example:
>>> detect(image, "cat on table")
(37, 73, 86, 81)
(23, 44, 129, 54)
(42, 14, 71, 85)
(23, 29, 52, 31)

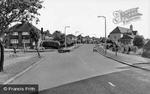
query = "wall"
(109, 33, 122, 42)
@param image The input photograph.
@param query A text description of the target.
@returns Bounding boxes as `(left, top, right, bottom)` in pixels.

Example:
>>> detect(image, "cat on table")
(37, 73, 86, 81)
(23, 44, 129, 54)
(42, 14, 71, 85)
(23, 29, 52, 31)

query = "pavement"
(4, 52, 36, 66)
(0, 52, 42, 84)
(95, 45, 150, 71)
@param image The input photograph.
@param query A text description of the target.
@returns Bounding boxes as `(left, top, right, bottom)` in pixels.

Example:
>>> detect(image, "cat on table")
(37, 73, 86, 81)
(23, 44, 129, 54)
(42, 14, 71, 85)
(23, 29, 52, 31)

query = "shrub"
(142, 50, 150, 58)
(41, 40, 60, 49)
(133, 35, 144, 48)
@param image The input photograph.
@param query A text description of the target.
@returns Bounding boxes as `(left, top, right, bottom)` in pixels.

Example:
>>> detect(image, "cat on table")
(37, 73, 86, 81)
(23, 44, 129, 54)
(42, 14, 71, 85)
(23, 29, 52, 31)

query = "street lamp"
(92, 34, 96, 44)
(64, 26, 70, 48)
(97, 16, 107, 54)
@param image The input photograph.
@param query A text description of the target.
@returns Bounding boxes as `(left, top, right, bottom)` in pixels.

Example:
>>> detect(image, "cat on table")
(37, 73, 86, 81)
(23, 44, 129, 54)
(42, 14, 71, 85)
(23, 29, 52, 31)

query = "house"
(67, 34, 76, 40)
(109, 25, 138, 45)
(81, 36, 90, 44)
(142, 40, 150, 58)
(66, 34, 76, 43)
(4, 22, 40, 49)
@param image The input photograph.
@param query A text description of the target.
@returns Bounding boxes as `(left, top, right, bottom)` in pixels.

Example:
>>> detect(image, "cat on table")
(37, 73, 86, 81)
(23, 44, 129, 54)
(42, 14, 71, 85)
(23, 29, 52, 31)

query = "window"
(121, 34, 123, 38)
(11, 39, 18, 44)
(22, 39, 30, 43)
(114, 36, 117, 40)
(12, 32, 18, 35)
(22, 32, 29, 35)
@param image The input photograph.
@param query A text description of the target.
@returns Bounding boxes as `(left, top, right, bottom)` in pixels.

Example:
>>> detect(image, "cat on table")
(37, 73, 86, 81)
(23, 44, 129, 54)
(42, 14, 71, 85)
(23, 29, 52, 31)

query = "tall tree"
(30, 28, 41, 57)
(0, 0, 43, 35)
(0, 0, 43, 71)
(53, 31, 62, 41)
(52, 31, 65, 45)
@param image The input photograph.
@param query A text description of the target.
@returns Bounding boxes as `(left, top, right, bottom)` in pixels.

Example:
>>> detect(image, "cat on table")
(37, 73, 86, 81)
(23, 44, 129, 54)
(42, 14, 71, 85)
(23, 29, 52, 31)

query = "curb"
(3, 56, 45, 84)
(95, 47, 150, 71)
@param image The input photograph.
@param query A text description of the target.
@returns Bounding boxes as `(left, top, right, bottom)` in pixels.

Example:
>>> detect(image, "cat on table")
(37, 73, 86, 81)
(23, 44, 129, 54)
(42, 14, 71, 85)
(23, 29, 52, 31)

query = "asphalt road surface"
(10, 44, 150, 94)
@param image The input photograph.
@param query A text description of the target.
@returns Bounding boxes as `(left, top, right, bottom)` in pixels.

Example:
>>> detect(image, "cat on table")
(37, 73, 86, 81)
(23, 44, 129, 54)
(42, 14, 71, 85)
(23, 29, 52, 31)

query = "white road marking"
(108, 82, 116, 87)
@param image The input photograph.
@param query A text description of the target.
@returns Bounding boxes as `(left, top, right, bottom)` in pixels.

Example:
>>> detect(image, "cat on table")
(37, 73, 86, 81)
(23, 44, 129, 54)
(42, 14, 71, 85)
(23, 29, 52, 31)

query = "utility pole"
(64, 26, 70, 48)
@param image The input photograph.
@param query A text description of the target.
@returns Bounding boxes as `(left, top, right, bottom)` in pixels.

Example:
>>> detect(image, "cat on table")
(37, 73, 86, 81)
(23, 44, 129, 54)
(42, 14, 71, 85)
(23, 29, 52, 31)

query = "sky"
(34, 0, 150, 38)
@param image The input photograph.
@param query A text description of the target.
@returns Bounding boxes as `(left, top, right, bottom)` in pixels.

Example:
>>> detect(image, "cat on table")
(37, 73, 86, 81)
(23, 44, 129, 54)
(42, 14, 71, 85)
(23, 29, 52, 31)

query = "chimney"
(41, 28, 43, 34)
(130, 24, 133, 31)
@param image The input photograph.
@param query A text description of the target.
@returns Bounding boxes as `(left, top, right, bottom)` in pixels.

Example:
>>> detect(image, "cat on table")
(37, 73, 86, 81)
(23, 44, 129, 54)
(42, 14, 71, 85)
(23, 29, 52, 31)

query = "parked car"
(58, 48, 71, 53)
(93, 46, 97, 52)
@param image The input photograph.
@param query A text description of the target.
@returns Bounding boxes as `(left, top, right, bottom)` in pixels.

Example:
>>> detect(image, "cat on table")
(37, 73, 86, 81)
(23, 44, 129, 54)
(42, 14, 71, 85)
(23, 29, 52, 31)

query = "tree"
(0, 0, 43, 35)
(52, 31, 65, 45)
(0, 41, 4, 72)
(0, 0, 43, 71)
(133, 35, 145, 48)
(53, 31, 62, 41)
(60, 34, 65, 44)
(30, 28, 41, 57)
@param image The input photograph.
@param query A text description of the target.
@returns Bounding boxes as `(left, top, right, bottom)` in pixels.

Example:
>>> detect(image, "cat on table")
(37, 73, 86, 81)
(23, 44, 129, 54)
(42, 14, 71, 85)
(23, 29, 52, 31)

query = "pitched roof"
(67, 34, 76, 38)
(144, 40, 150, 50)
(7, 22, 40, 34)
(110, 26, 132, 34)
(110, 27, 121, 34)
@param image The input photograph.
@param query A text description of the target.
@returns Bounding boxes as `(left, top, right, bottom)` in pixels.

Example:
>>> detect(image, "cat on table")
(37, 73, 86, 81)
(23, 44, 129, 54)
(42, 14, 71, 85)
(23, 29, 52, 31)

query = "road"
(10, 44, 150, 94)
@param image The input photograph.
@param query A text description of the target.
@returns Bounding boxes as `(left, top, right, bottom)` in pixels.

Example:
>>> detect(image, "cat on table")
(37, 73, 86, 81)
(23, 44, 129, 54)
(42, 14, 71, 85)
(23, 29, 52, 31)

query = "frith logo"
(113, 7, 142, 24)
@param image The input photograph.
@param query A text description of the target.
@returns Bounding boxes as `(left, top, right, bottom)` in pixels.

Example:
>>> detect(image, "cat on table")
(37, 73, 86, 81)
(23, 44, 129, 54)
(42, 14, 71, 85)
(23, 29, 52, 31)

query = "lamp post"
(92, 34, 96, 44)
(97, 16, 107, 54)
(64, 26, 70, 48)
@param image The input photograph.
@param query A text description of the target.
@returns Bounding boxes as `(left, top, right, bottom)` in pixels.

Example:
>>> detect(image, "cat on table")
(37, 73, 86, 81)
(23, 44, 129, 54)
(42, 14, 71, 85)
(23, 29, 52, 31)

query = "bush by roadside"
(142, 50, 150, 58)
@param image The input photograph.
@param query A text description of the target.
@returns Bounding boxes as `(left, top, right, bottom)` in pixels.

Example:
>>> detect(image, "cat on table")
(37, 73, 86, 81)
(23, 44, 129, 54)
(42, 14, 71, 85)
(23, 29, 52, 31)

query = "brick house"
(4, 22, 40, 49)
(109, 25, 138, 45)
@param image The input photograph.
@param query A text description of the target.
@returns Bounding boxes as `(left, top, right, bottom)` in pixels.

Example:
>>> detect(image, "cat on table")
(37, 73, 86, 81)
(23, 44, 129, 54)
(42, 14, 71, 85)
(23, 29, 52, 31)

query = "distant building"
(4, 22, 40, 49)
(66, 34, 76, 44)
(109, 25, 138, 45)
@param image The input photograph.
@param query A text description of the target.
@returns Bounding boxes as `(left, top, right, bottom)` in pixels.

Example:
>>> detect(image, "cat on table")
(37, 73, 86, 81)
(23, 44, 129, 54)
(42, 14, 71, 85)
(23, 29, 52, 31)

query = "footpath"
(95, 45, 150, 71)
(0, 52, 42, 84)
